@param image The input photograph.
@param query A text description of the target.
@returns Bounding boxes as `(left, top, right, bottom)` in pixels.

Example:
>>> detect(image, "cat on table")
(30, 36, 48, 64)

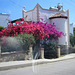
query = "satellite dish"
(50, 7, 58, 10)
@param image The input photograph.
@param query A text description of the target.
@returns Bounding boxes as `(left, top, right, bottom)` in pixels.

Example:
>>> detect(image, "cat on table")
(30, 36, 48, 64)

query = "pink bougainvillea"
(0, 19, 64, 40)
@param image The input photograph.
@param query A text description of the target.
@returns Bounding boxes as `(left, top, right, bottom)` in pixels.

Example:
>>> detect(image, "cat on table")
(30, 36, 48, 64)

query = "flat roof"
(0, 13, 10, 16)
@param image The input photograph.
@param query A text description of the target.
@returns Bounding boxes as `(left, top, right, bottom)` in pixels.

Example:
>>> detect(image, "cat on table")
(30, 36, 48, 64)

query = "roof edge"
(0, 13, 10, 16)
(49, 16, 68, 19)
(23, 3, 68, 13)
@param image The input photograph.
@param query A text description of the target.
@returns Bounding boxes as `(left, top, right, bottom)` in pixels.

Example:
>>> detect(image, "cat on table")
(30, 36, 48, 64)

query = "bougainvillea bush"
(0, 19, 64, 40)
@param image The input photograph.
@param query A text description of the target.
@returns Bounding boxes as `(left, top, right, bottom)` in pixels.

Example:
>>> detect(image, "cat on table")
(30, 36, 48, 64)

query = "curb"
(0, 56, 75, 71)
(0, 63, 32, 71)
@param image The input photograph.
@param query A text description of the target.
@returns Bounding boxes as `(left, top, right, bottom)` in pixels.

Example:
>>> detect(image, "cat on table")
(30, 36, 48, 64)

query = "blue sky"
(0, 0, 75, 26)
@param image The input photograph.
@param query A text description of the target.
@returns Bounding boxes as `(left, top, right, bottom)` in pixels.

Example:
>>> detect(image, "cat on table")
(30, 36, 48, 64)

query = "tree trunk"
(33, 40, 40, 59)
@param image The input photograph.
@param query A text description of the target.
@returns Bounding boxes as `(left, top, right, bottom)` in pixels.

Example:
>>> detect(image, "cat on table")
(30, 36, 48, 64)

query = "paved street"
(0, 58, 75, 75)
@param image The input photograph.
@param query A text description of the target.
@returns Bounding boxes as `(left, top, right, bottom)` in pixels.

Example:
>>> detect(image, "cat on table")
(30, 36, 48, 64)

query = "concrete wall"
(60, 46, 75, 55)
(0, 13, 10, 27)
(0, 51, 25, 62)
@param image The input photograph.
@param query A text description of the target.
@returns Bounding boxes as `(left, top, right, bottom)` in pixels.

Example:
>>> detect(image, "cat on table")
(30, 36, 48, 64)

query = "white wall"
(51, 18, 69, 45)
(39, 8, 55, 23)
(39, 7, 67, 24)
(23, 5, 68, 23)
(0, 14, 10, 27)
(23, 7, 37, 22)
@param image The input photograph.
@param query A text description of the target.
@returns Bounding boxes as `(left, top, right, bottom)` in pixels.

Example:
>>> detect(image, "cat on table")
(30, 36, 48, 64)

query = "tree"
(70, 34, 75, 47)
(70, 28, 75, 47)
(0, 26, 4, 32)
(73, 28, 75, 35)
(0, 20, 64, 40)
(16, 33, 35, 50)
(0, 19, 64, 58)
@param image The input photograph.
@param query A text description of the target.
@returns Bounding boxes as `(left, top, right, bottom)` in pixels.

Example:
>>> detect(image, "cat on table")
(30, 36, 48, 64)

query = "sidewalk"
(0, 53, 75, 71)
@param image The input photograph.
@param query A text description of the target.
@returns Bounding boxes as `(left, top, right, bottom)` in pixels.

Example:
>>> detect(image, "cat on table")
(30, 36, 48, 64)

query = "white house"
(22, 3, 70, 48)
(0, 13, 10, 27)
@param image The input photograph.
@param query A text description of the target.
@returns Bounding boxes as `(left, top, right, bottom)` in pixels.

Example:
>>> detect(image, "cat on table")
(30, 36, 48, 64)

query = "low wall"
(0, 45, 75, 62)
(0, 51, 29, 62)
(68, 47, 75, 53)
(60, 45, 67, 55)
(60, 45, 75, 55)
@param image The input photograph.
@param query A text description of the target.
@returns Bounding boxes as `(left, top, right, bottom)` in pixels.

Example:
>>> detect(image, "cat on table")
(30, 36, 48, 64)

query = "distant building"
(0, 13, 10, 27)
(22, 3, 70, 47)
(69, 23, 73, 34)
(11, 18, 23, 24)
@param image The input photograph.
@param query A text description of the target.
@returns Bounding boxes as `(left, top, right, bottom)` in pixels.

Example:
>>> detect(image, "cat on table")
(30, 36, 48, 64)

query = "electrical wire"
(66, 0, 75, 7)
(70, 0, 75, 6)
(9, 0, 24, 8)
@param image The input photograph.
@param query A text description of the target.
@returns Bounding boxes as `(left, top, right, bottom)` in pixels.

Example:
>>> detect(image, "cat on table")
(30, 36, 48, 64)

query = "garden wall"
(0, 51, 28, 62)
(60, 45, 75, 55)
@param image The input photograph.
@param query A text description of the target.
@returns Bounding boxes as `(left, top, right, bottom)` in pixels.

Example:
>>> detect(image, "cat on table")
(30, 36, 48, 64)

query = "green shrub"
(16, 33, 35, 50)
(70, 34, 75, 47)
(0, 26, 4, 32)
(1, 34, 35, 52)
(44, 42, 57, 59)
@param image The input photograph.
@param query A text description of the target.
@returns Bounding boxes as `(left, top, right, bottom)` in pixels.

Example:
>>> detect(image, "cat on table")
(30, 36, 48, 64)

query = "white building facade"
(22, 4, 70, 47)
(0, 13, 10, 27)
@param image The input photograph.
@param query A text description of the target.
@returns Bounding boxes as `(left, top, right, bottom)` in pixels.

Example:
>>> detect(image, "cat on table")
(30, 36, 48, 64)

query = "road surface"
(0, 58, 75, 75)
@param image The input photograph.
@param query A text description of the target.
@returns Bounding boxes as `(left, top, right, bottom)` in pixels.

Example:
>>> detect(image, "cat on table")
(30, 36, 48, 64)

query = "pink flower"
(0, 18, 64, 40)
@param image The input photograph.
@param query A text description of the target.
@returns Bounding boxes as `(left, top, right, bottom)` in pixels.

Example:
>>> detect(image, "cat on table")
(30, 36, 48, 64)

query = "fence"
(0, 43, 74, 62)
(68, 47, 75, 53)
(0, 45, 33, 62)
(0, 45, 45, 62)
(60, 45, 75, 55)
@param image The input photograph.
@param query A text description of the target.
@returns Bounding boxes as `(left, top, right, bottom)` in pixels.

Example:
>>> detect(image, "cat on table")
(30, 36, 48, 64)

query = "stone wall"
(68, 47, 75, 53)
(0, 45, 75, 62)
(60, 45, 75, 55)
(0, 51, 29, 62)
(60, 45, 67, 55)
